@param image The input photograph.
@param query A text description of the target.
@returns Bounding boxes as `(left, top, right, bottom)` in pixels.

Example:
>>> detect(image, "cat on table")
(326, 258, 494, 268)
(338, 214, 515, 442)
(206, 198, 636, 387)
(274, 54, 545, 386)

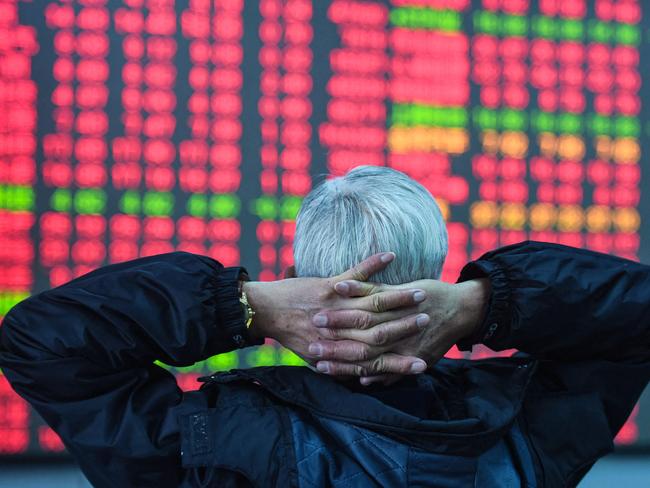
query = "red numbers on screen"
(0, 376, 29, 454)
(0, 1, 37, 323)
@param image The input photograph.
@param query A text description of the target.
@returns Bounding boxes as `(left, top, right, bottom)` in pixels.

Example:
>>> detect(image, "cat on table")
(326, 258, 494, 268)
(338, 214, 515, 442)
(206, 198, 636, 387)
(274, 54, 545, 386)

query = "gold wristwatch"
(239, 288, 255, 329)
(238, 274, 255, 329)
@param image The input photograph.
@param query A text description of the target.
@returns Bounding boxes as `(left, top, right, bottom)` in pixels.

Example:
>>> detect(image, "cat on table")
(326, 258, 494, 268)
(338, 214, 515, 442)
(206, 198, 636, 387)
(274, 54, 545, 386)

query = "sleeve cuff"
(212, 266, 264, 351)
(456, 259, 512, 351)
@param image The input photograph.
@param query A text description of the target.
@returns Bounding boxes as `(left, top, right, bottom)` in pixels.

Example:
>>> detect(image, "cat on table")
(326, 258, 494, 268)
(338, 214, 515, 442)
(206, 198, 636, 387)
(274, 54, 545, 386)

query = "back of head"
(293, 166, 448, 284)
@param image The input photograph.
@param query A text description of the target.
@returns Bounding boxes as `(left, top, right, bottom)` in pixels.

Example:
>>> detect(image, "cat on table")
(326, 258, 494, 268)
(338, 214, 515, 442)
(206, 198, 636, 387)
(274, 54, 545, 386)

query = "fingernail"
(380, 252, 395, 263)
(410, 361, 427, 373)
(413, 290, 425, 302)
(416, 314, 429, 328)
(308, 343, 323, 357)
(317, 362, 330, 373)
(335, 281, 350, 294)
(313, 313, 328, 327)
(360, 377, 372, 386)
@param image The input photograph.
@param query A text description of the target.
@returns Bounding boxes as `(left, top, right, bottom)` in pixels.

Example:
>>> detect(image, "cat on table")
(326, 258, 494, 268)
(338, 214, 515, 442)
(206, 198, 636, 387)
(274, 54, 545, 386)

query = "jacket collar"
(200, 356, 537, 455)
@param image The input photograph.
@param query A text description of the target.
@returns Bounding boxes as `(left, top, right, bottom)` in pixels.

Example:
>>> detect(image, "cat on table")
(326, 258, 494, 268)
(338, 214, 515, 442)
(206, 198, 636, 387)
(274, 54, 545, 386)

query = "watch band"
(237, 271, 255, 330)
(239, 288, 255, 329)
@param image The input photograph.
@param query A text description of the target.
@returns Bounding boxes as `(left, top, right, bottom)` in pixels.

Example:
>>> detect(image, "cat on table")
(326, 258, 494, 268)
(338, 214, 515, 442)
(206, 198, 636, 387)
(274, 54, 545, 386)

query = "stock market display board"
(0, 0, 649, 456)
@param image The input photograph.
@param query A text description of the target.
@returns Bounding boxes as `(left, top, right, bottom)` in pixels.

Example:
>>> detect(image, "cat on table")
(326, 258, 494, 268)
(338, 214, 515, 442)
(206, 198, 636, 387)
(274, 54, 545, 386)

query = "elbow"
(1, 304, 27, 359)
(0, 296, 48, 363)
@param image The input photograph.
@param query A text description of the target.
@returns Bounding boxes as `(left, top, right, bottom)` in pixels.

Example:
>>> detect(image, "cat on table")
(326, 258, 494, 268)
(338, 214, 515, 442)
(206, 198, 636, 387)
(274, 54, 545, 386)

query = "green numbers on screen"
(251, 195, 278, 220)
(474, 11, 527, 36)
(187, 193, 208, 217)
(391, 8, 461, 31)
(392, 104, 468, 128)
(50, 188, 72, 212)
(249, 195, 303, 221)
(474, 108, 527, 132)
(143, 191, 174, 216)
(75, 188, 106, 214)
(119, 190, 141, 214)
(210, 194, 240, 218)
(1, 185, 34, 211)
(280, 196, 302, 220)
(0, 292, 30, 316)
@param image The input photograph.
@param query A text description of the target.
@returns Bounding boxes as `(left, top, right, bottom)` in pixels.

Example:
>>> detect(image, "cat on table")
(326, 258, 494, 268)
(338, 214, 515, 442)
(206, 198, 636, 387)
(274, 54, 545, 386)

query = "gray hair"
(293, 165, 448, 284)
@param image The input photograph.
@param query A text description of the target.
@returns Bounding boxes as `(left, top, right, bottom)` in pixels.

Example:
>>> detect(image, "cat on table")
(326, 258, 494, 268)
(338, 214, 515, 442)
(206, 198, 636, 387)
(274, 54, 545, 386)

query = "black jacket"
(0, 242, 648, 487)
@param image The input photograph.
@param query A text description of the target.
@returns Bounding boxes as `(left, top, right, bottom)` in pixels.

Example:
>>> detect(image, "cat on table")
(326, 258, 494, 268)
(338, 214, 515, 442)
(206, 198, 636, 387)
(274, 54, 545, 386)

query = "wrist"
(452, 279, 490, 341)
(242, 281, 276, 341)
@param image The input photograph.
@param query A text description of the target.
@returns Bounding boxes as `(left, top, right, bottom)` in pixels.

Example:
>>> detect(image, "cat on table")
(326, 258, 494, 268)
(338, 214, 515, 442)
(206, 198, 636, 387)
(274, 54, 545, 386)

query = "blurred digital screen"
(0, 0, 648, 455)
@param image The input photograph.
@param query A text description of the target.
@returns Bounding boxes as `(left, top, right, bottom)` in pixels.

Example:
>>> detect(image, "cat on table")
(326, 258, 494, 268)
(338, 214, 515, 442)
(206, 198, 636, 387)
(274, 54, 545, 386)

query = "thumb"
(335, 252, 395, 284)
(333, 280, 378, 297)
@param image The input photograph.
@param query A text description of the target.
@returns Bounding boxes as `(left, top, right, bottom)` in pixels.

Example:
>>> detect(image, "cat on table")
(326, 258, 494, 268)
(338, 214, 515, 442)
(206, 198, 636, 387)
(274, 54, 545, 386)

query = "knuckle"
(352, 314, 364, 329)
(349, 313, 359, 327)
(361, 312, 373, 329)
(366, 284, 380, 296)
(352, 265, 367, 281)
(372, 328, 387, 346)
(354, 312, 372, 329)
(356, 365, 369, 376)
(322, 328, 338, 340)
(339, 364, 353, 376)
(357, 344, 370, 361)
(339, 364, 352, 376)
(404, 316, 418, 332)
(371, 294, 385, 312)
(317, 287, 333, 302)
(371, 356, 386, 373)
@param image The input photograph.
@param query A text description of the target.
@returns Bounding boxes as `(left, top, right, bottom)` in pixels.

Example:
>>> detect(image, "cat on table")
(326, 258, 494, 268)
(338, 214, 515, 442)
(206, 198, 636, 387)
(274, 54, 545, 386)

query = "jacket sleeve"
(457, 241, 650, 485)
(0, 252, 258, 488)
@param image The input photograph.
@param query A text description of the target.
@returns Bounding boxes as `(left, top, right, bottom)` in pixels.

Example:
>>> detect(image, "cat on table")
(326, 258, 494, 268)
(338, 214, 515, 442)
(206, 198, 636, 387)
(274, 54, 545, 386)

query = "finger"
(360, 375, 389, 386)
(360, 288, 426, 313)
(323, 313, 430, 345)
(360, 374, 401, 386)
(334, 252, 395, 283)
(308, 339, 379, 362)
(313, 308, 414, 330)
(334, 280, 379, 297)
(312, 290, 425, 328)
(317, 354, 427, 376)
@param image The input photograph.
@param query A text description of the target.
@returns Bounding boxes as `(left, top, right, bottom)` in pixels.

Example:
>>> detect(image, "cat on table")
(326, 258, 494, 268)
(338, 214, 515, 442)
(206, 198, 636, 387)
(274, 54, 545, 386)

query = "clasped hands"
(244, 253, 489, 385)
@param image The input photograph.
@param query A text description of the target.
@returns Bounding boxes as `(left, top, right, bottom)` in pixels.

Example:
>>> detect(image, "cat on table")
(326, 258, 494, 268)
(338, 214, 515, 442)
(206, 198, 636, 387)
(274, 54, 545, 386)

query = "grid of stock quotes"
(0, 0, 648, 455)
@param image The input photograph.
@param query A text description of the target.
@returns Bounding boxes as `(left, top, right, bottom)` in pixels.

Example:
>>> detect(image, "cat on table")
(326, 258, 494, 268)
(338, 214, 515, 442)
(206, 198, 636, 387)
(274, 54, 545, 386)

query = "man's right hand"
(307, 277, 490, 384)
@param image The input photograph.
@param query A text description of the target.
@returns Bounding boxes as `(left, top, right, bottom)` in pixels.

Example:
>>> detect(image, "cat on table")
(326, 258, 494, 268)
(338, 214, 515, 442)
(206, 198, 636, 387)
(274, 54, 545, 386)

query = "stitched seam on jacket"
(352, 426, 407, 472)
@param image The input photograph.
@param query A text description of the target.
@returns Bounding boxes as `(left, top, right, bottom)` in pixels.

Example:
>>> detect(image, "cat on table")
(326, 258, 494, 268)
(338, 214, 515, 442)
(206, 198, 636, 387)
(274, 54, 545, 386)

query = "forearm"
(457, 241, 650, 362)
(0, 252, 254, 371)
(0, 252, 256, 487)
